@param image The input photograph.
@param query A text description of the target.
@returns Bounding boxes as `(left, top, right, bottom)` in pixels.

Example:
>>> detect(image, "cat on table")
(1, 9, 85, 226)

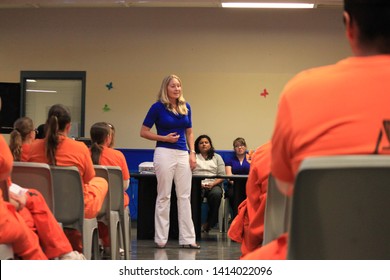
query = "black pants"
(203, 186, 222, 228)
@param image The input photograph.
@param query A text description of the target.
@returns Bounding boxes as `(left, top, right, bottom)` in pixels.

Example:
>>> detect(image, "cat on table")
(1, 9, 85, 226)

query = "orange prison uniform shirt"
(265, 55, 390, 260)
(97, 146, 130, 207)
(272, 55, 390, 183)
(228, 141, 271, 258)
(21, 143, 32, 162)
(0, 135, 47, 259)
(28, 136, 108, 219)
(93, 146, 130, 247)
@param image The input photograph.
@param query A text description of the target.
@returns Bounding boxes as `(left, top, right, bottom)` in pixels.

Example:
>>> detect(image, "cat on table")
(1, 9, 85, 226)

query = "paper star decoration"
(260, 88, 269, 98)
(103, 104, 111, 112)
(106, 82, 113, 90)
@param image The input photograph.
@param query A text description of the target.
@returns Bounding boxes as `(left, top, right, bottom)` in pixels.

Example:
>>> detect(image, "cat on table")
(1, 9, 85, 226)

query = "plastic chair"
(106, 166, 131, 260)
(94, 165, 123, 260)
(288, 155, 390, 260)
(0, 244, 13, 260)
(11, 162, 55, 213)
(262, 174, 291, 245)
(50, 165, 100, 260)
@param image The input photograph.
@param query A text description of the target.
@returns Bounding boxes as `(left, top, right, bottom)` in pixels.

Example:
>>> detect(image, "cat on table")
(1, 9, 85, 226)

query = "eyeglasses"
(234, 145, 246, 149)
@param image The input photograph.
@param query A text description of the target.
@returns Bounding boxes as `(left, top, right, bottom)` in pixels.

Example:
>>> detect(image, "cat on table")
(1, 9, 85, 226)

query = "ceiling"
(0, 0, 343, 9)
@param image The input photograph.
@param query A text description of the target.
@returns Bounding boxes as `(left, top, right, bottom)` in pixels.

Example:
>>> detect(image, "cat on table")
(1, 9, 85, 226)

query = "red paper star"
(260, 88, 269, 98)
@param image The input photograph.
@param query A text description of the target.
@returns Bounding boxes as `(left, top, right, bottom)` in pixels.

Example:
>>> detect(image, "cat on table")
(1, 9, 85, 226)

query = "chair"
(0, 244, 13, 260)
(11, 162, 55, 213)
(94, 165, 123, 260)
(288, 155, 390, 260)
(106, 166, 131, 260)
(262, 174, 291, 245)
(0, 180, 14, 260)
(50, 165, 100, 260)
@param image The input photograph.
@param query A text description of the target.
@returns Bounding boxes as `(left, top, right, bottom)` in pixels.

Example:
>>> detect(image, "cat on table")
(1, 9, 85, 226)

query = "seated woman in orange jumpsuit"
(9, 117, 36, 162)
(89, 122, 130, 249)
(0, 134, 47, 260)
(27, 104, 108, 251)
(228, 141, 272, 258)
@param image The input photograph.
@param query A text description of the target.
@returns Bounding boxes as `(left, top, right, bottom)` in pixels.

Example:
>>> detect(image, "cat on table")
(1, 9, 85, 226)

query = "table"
(131, 173, 248, 240)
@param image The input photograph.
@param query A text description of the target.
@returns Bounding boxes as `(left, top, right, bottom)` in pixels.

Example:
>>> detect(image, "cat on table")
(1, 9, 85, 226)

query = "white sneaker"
(59, 251, 86, 260)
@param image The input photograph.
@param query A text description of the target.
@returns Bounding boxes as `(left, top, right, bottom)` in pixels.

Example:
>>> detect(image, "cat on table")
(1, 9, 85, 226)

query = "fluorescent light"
(26, 89, 57, 93)
(26, 79, 37, 82)
(222, 2, 315, 8)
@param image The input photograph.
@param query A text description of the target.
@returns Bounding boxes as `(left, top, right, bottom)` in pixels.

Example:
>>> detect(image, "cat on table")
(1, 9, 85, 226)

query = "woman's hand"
(189, 153, 196, 170)
(9, 192, 27, 211)
(165, 132, 180, 143)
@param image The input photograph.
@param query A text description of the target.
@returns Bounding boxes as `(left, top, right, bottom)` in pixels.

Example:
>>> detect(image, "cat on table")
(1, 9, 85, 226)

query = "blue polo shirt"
(225, 155, 250, 175)
(143, 101, 192, 151)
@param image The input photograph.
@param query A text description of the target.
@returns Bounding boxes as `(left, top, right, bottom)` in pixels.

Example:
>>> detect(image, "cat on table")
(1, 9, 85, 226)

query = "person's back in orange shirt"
(258, 0, 390, 260)
(89, 122, 130, 249)
(27, 104, 108, 252)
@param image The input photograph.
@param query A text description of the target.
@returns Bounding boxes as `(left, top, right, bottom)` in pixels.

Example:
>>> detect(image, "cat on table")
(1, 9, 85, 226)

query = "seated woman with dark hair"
(192, 134, 225, 233)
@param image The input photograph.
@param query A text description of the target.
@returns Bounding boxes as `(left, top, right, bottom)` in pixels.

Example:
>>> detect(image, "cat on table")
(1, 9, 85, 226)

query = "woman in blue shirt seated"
(225, 137, 251, 219)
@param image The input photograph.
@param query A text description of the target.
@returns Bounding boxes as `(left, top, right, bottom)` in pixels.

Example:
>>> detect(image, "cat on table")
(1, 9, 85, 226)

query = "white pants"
(153, 147, 196, 245)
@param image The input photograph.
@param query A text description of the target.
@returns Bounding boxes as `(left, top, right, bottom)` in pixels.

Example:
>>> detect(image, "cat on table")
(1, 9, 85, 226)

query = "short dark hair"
(344, 0, 390, 53)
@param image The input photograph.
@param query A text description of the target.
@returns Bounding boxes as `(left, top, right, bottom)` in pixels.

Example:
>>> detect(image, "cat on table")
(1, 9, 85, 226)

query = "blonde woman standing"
(140, 74, 199, 249)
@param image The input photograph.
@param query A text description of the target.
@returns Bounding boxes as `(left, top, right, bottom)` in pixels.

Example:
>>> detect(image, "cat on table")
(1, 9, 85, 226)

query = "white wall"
(0, 7, 351, 149)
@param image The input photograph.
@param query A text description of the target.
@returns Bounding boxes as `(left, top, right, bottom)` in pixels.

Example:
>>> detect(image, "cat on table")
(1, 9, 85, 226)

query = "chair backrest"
(288, 155, 390, 260)
(262, 174, 291, 245)
(11, 162, 54, 213)
(50, 165, 84, 232)
(106, 166, 124, 212)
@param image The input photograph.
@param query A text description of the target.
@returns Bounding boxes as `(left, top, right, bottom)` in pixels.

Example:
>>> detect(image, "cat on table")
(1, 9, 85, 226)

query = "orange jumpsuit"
(0, 135, 47, 260)
(28, 136, 108, 219)
(28, 136, 108, 251)
(21, 143, 31, 162)
(96, 146, 130, 207)
(263, 55, 390, 260)
(93, 146, 130, 247)
(228, 141, 271, 258)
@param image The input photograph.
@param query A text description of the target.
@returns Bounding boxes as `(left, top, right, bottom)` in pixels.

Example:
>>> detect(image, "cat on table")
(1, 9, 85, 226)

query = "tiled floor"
(129, 223, 242, 260)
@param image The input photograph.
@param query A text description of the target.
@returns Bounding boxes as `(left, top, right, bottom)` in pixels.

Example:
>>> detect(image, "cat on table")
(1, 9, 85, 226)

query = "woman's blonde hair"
(157, 74, 188, 115)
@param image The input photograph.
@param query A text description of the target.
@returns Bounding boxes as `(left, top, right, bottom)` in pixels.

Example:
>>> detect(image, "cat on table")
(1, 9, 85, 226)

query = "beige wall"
(0, 7, 351, 150)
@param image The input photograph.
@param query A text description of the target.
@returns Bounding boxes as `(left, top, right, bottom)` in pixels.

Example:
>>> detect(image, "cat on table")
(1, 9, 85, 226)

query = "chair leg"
(218, 197, 225, 232)
(91, 229, 101, 260)
(0, 244, 14, 260)
(224, 198, 230, 233)
(121, 207, 131, 260)
(109, 212, 121, 260)
(83, 218, 98, 260)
